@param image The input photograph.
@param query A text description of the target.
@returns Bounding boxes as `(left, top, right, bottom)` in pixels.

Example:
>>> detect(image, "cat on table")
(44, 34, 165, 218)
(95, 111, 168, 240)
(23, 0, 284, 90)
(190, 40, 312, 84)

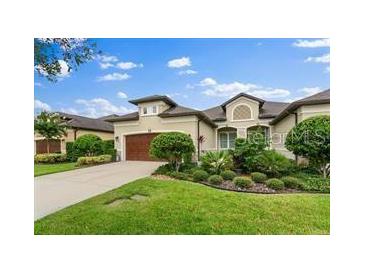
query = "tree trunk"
(46, 139, 50, 154)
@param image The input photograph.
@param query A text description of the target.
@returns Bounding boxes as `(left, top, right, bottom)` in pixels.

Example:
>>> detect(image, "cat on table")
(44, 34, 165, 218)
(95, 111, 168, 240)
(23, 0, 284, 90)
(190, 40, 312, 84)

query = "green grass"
(34, 178, 330, 235)
(34, 162, 77, 177)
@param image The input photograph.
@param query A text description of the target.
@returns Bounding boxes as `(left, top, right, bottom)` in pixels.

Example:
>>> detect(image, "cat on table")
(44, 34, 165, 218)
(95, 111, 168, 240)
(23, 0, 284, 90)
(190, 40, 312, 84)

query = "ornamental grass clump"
(251, 172, 268, 183)
(192, 170, 209, 182)
(266, 178, 285, 190)
(208, 175, 224, 185)
(233, 177, 253, 188)
(220, 170, 236, 181)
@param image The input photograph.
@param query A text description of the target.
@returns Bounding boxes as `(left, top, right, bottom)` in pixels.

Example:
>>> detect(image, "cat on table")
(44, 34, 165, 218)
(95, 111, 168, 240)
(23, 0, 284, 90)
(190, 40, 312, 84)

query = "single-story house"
(34, 112, 114, 154)
(106, 89, 330, 161)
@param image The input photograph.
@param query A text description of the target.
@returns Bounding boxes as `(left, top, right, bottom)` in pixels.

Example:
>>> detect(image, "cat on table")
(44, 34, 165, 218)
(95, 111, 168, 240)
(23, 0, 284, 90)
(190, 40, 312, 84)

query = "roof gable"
(221, 92, 265, 109)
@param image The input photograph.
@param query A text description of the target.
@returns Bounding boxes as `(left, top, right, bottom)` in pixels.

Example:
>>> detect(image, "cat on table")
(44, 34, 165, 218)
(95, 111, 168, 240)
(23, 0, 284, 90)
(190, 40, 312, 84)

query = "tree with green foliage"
(34, 38, 97, 82)
(34, 111, 68, 153)
(72, 134, 103, 157)
(233, 128, 268, 171)
(149, 132, 195, 172)
(285, 115, 330, 178)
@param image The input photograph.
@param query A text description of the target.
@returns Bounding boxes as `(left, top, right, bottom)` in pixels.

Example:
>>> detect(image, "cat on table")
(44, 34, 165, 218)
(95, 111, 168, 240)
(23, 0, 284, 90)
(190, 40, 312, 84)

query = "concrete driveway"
(34, 161, 162, 220)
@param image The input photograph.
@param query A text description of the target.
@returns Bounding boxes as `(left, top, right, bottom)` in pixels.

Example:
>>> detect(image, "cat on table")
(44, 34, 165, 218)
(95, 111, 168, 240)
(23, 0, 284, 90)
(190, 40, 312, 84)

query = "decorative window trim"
(231, 103, 253, 121)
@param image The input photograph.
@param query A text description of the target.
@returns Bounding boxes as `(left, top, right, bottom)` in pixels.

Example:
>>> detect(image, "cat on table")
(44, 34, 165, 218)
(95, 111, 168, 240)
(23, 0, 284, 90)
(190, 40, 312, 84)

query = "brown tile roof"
(128, 95, 177, 107)
(159, 106, 217, 127)
(55, 112, 114, 132)
(104, 89, 330, 127)
(104, 111, 139, 122)
(259, 101, 290, 119)
(203, 101, 290, 121)
(269, 89, 330, 125)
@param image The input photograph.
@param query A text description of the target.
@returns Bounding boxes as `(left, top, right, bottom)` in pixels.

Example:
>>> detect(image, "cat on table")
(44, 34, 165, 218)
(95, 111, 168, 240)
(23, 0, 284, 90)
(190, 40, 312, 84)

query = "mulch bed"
(151, 175, 301, 194)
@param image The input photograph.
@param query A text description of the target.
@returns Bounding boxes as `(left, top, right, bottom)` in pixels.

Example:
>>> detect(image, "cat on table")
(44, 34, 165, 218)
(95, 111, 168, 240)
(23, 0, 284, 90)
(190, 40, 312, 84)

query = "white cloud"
(34, 82, 43, 87)
(167, 57, 191, 68)
(200, 77, 217, 86)
(60, 107, 79, 115)
(298, 87, 322, 96)
(201, 78, 290, 99)
(96, 54, 119, 69)
(305, 53, 330, 63)
(178, 69, 197, 75)
(75, 98, 135, 118)
(117, 91, 128, 99)
(116, 61, 143, 70)
(96, 54, 119, 63)
(34, 99, 51, 111)
(250, 88, 290, 99)
(293, 39, 330, 48)
(97, 73, 130, 81)
(325, 66, 330, 73)
(166, 92, 188, 99)
(99, 62, 114, 69)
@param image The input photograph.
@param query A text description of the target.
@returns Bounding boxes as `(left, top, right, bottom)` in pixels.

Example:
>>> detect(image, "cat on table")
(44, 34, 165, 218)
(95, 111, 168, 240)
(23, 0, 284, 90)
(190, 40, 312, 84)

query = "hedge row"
(34, 153, 67, 163)
(66, 139, 116, 162)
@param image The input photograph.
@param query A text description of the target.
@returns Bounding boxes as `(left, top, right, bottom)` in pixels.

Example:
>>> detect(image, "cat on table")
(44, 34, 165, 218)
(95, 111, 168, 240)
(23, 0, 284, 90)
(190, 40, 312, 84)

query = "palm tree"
(34, 111, 68, 153)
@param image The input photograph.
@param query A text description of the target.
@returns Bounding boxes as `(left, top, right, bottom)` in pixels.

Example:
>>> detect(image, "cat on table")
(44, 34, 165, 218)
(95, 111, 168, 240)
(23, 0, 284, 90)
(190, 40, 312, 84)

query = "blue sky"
(34, 38, 330, 118)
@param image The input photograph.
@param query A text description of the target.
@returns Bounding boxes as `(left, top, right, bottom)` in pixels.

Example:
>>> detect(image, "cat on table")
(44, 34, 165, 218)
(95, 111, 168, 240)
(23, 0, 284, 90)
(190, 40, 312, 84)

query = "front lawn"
(34, 178, 330, 235)
(34, 162, 77, 177)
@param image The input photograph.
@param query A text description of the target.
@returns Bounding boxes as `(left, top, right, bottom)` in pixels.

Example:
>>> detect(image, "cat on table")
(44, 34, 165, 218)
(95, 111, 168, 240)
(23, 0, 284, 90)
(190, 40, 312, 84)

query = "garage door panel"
(125, 133, 159, 161)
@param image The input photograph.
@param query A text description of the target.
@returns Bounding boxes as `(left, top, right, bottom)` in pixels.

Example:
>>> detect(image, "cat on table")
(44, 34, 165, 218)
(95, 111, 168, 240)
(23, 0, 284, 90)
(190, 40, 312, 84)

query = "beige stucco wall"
(297, 104, 330, 121)
(271, 103, 330, 159)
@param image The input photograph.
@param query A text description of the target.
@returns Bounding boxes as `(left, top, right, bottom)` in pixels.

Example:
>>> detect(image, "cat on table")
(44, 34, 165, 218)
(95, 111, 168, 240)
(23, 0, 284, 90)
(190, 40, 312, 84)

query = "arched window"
(232, 104, 252, 121)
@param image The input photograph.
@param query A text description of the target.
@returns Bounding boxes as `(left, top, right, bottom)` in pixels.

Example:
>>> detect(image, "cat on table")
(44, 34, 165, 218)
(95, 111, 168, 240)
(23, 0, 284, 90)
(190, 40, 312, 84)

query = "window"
(232, 104, 252, 121)
(141, 105, 158, 116)
(219, 132, 237, 149)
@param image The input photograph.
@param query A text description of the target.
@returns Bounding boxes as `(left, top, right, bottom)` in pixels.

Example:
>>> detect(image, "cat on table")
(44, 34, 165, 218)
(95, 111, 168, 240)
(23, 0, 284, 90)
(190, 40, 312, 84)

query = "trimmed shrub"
(76, 154, 112, 167)
(249, 150, 294, 177)
(266, 178, 285, 190)
(285, 115, 330, 178)
(101, 140, 116, 161)
(251, 172, 268, 183)
(149, 132, 195, 172)
(281, 176, 302, 189)
(192, 170, 209, 182)
(152, 163, 174, 175)
(296, 173, 330, 193)
(67, 139, 115, 162)
(34, 153, 67, 164)
(233, 177, 253, 188)
(73, 134, 103, 157)
(208, 175, 224, 185)
(167, 171, 191, 181)
(221, 170, 236, 180)
(66, 142, 76, 161)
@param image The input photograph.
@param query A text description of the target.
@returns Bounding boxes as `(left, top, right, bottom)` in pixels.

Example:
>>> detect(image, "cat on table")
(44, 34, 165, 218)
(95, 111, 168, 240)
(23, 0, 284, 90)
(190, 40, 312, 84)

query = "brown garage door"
(125, 133, 159, 161)
(36, 139, 61, 154)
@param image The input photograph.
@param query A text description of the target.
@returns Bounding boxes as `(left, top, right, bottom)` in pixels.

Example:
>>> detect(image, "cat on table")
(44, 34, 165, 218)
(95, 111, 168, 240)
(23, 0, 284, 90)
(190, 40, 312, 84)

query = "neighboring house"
(34, 112, 114, 154)
(106, 89, 330, 161)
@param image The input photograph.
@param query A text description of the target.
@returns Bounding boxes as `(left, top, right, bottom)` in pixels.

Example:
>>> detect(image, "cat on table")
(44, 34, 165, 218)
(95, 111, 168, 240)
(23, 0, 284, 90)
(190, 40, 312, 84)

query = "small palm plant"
(34, 111, 68, 153)
(201, 151, 233, 174)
